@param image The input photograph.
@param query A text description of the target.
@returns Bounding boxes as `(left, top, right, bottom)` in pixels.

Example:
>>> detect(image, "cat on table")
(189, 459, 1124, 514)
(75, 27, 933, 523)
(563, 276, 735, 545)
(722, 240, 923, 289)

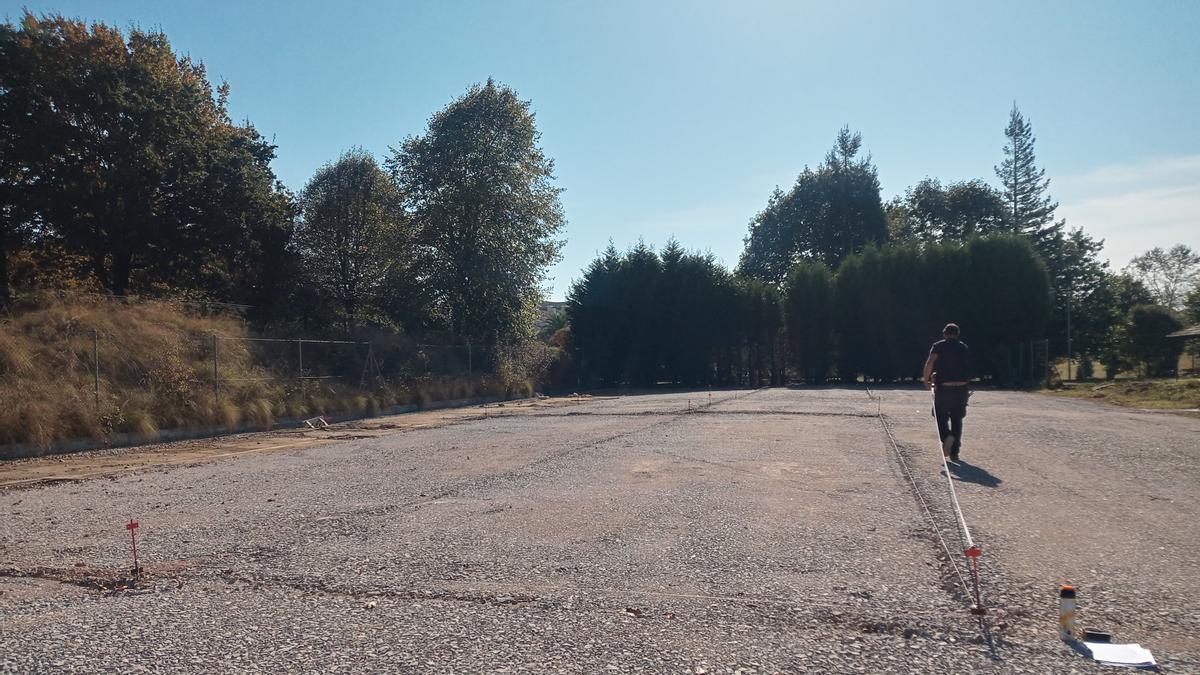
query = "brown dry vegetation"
(1048, 377, 1200, 412)
(0, 294, 533, 451)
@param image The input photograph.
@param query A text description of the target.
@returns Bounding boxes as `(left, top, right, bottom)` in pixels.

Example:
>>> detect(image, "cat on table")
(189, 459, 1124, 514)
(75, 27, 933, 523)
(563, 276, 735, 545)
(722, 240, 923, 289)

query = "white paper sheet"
(1084, 641, 1156, 668)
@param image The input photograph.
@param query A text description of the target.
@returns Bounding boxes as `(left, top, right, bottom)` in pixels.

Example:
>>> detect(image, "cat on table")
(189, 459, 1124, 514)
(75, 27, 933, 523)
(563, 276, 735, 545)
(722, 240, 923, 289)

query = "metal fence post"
(93, 329, 100, 411)
(467, 341, 472, 375)
(297, 339, 304, 393)
(1029, 340, 1035, 386)
(212, 333, 219, 406)
(360, 342, 371, 388)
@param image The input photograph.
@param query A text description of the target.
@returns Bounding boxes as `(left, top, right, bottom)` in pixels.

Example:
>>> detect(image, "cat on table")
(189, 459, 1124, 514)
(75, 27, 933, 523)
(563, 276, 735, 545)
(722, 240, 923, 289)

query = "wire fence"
(1005, 338, 1050, 388)
(79, 328, 499, 415)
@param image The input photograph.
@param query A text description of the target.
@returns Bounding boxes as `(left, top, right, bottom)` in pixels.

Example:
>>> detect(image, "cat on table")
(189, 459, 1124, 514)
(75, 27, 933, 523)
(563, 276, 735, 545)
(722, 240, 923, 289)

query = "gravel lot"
(3, 387, 1198, 673)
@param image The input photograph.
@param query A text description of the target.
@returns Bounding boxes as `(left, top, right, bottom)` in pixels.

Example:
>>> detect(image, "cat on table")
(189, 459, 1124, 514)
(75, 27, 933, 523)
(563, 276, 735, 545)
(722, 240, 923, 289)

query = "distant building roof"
(1167, 324, 1200, 338)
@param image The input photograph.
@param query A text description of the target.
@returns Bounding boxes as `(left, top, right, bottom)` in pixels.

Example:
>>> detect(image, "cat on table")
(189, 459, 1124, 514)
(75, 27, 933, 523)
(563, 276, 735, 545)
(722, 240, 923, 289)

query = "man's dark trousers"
(934, 385, 969, 454)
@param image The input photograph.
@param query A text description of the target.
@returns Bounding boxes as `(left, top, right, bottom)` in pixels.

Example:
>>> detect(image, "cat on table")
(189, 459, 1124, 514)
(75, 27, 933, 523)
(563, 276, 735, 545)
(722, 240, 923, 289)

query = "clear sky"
(8, 0, 1199, 299)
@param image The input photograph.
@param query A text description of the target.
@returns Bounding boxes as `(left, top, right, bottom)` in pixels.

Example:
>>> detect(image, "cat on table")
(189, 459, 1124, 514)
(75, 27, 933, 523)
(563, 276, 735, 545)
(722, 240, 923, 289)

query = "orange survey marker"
(126, 518, 141, 576)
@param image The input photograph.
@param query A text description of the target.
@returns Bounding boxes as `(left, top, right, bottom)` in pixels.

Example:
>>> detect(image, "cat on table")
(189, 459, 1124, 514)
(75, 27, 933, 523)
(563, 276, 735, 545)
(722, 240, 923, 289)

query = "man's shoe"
(950, 451, 960, 462)
(942, 435, 955, 458)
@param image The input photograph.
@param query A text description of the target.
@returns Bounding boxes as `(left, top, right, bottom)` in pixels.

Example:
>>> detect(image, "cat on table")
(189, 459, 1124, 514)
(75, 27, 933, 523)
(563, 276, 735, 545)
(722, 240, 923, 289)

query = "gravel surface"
(3, 387, 1196, 672)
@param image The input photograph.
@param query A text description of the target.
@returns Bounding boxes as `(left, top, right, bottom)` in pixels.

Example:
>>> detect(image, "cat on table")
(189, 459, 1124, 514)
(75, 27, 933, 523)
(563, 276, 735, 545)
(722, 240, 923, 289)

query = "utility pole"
(297, 339, 304, 393)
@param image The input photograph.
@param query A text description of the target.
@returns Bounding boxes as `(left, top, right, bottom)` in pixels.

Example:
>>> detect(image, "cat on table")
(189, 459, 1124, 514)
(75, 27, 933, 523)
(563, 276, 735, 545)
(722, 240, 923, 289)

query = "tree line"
(569, 116, 1198, 385)
(569, 234, 1053, 386)
(567, 241, 783, 387)
(3, 12, 1194, 386)
(0, 13, 562, 353)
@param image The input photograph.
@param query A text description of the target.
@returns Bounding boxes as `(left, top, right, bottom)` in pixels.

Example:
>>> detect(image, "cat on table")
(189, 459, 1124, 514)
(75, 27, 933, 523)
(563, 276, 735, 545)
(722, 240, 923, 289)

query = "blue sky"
(8, 0, 1199, 299)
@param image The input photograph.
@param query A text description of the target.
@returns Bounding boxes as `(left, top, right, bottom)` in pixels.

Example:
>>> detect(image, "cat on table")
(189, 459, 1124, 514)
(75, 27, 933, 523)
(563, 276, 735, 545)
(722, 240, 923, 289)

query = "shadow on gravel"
(949, 460, 1002, 488)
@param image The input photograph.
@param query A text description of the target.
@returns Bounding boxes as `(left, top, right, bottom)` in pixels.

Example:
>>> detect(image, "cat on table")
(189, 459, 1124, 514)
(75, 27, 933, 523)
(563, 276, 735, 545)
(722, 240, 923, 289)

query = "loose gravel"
(3, 387, 1196, 673)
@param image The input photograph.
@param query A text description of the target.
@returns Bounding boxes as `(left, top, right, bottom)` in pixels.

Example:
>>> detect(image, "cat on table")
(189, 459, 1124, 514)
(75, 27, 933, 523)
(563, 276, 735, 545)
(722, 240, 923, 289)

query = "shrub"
(1125, 305, 1184, 377)
(1076, 357, 1095, 380)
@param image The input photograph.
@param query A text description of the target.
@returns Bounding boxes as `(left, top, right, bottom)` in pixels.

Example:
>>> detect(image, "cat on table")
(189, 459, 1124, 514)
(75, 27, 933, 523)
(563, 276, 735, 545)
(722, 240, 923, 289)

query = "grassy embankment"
(1047, 378, 1200, 413)
(0, 295, 530, 451)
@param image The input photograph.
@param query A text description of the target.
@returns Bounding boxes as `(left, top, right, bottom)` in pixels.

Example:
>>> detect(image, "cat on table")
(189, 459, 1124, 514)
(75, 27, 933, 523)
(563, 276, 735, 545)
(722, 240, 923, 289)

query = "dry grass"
(0, 294, 534, 452)
(1048, 378, 1200, 412)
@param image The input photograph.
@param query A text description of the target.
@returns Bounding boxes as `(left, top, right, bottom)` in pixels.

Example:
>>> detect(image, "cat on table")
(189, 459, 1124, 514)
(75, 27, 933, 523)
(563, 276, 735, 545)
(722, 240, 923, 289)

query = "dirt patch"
(0, 395, 603, 489)
(0, 562, 189, 593)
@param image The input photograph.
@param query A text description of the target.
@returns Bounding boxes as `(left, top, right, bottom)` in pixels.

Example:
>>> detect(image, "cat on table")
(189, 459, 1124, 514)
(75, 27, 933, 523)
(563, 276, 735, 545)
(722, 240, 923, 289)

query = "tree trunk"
(111, 249, 133, 296)
(0, 231, 10, 308)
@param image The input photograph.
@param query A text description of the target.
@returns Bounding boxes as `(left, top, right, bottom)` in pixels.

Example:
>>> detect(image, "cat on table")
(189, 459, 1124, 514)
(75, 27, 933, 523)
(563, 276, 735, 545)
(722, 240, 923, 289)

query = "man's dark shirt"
(930, 338, 970, 384)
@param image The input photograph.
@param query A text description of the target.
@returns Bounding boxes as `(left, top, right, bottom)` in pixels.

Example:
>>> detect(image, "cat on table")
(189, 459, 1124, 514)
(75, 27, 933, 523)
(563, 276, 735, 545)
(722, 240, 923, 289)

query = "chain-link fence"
(78, 330, 499, 413)
(0, 291, 521, 450)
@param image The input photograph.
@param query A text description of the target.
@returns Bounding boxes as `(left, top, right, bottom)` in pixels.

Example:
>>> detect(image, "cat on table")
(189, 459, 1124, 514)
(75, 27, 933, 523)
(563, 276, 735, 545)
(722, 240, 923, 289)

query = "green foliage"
(994, 103, 1062, 247)
(295, 149, 410, 333)
(1186, 286, 1200, 325)
(887, 178, 1008, 243)
(537, 308, 569, 344)
(783, 262, 834, 383)
(835, 236, 1050, 382)
(0, 12, 293, 303)
(834, 244, 929, 382)
(388, 79, 564, 345)
(1042, 228, 1109, 358)
(1092, 273, 1153, 378)
(967, 236, 1053, 345)
(991, 103, 1110, 365)
(1124, 244, 1200, 312)
(737, 278, 784, 386)
(1125, 305, 1184, 377)
(739, 127, 887, 282)
(568, 241, 779, 387)
(576, 236, 1049, 388)
(1076, 357, 1095, 380)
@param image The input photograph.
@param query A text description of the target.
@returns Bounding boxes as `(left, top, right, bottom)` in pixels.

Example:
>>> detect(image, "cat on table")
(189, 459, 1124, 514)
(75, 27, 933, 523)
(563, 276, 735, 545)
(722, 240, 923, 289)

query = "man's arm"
(922, 353, 937, 390)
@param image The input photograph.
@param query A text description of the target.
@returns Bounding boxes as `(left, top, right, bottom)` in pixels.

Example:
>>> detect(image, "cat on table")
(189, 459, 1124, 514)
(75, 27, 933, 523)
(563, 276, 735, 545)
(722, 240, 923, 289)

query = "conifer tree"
(994, 104, 1063, 249)
(994, 103, 1111, 361)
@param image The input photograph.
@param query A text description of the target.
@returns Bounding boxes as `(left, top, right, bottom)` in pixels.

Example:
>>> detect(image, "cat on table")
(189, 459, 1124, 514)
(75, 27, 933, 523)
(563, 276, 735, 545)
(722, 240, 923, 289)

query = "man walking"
(923, 323, 970, 462)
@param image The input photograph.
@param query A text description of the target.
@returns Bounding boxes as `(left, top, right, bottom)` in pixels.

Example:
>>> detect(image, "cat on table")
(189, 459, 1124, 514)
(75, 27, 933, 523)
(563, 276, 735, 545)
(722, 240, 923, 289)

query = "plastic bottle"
(1059, 585, 1080, 640)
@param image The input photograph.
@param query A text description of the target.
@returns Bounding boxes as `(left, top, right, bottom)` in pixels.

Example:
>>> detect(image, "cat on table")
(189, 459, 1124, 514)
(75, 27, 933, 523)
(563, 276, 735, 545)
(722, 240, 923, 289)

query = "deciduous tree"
(388, 79, 564, 345)
(1125, 305, 1184, 377)
(739, 127, 887, 281)
(887, 178, 1007, 243)
(1124, 244, 1200, 312)
(295, 149, 407, 333)
(0, 12, 292, 300)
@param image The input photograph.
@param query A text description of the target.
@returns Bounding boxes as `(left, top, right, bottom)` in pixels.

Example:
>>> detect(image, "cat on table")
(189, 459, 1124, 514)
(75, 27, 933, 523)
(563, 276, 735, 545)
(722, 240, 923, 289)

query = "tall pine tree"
(994, 103, 1063, 250)
(994, 103, 1110, 365)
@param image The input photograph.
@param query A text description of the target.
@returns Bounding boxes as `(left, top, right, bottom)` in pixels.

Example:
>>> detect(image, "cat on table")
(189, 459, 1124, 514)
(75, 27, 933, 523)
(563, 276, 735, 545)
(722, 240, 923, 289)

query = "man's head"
(943, 323, 961, 339)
